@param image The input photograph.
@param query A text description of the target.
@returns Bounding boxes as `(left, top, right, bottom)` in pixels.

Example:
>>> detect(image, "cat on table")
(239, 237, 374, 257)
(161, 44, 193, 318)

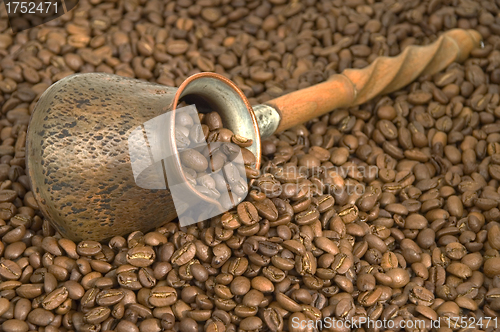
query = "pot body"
(27, 73, 179, 241)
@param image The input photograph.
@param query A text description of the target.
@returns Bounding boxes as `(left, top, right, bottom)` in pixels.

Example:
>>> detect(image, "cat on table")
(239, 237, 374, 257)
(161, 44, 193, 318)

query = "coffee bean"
(84, 306, 110, 324)
(2, 319, 29, 332)
(254, 199, 278, 221)
(96, 289, 124, 306)
(251, 276, 274, 293)
(76, 241, 102, 256)
(447, 262, 472, 279)
(126, 246, 155, 267)
(409, 286, 435, 306)
(42, 286, 68, 310)
(117, 320, 140, 332)
(204, 112, 223, 131)
(148, 286, 177, 307)
(166, 40, 189, 55)
(384, 268, 410, 288)
(181, 149, 209, 172)
(237, 202, 259, 225)
(314, 237, 340, 255)
(230, 276, 251, 296)
(171, 242, 196, 266)
(0, 259, 21, 280)
(466, 65, 486, 86)
(338, 204, 358, 223)
(27, 308, 54, 326)
(484, 257, 500, 278)
(239, 316, 262, 330)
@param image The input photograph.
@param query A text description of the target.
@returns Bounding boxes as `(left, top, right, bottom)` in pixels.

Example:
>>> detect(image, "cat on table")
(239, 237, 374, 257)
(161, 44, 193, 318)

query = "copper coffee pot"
(26, 29, 481, 241)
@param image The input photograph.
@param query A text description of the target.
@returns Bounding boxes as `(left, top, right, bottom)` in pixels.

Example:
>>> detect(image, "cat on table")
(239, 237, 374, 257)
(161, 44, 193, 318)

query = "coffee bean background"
(1, 0, 500, 331)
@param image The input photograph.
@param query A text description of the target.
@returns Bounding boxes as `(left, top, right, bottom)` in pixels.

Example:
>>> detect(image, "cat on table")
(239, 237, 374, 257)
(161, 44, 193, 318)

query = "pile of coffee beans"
(1, 0, 500, 331)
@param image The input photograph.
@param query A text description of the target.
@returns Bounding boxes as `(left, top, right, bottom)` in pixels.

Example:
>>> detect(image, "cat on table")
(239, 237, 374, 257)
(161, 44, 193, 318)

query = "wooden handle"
(266, 29, 482, 133)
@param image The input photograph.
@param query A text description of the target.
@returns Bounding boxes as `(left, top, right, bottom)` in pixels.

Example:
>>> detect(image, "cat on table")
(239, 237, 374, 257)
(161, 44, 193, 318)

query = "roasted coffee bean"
(84, 306, 111, 324)
(237, 202, 259, 226)
(263, 308, 283, 332)
(409, 286, 435, 306)
(171, 242, 196, 266)
(117, 320, 140, 332)
(484, 257, 500, 278)
(27, 308, 54, 326)
(181, 149, 209, 172)
(148, 286, 177, 307)
(230, 276, 251, 296)
(204, 112, 223, 131)
(0, 259, 21, 280)
(239, 316, 263, 330)
(2, 319, 29, 332)
(126, 246, 155, 267)
(42, 286, 68, 310)
(96, 289, 124, 306)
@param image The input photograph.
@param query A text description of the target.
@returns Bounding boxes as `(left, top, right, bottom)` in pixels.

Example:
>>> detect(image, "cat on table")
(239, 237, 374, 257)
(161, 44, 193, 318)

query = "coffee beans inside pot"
(175, 101, 255, 207)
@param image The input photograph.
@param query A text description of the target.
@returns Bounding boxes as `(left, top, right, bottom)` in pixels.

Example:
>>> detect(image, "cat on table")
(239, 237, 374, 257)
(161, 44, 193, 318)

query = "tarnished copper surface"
(27, 73, 178, 241)
(27, 72, 259, 242)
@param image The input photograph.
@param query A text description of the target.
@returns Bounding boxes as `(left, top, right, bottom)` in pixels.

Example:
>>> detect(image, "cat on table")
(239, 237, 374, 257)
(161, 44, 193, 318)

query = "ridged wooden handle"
(266, 29, 482, 133)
